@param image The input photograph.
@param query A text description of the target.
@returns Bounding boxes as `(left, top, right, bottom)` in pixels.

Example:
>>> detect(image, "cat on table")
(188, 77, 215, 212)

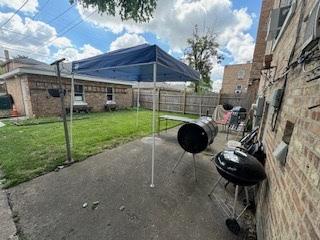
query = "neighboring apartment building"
(0, 57, 133, 117)
(220, 63, 252, 95)
(253, 0, 320, 239)
(219, 63, 252, 109)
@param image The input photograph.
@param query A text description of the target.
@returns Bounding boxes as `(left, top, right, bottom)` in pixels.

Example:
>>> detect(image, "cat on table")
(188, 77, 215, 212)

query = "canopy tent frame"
(70, 44, 199, 188)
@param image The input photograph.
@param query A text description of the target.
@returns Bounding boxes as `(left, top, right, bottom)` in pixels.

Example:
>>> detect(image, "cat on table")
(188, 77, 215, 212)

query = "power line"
(0, 9, 97, 59)
(0, 43, 52, 58)
(30, 0, 51, 21)
(17, 2, 75, 43)
(0, 0, 29, 28)
(34, 9, 97, 53)
(0, 8, 99, 61)
(47, 3, 75, 25)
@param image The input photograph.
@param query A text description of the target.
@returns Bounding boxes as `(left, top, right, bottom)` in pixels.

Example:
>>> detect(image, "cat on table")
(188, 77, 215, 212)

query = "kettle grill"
(208, 150, 266, 234)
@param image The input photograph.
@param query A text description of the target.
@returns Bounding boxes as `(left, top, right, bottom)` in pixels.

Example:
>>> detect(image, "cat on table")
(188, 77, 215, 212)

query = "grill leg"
(172, 151, 186, 173)
(208, 176, 222, 197)
(232, 185, 239, 218)
(244, 187, 250, 206)
(193, 154, 197, 182)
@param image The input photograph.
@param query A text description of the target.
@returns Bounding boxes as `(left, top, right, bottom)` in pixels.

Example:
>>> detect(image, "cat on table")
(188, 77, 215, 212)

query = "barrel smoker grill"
(172, 117, 218, 181)
(208, 150, 266, 235)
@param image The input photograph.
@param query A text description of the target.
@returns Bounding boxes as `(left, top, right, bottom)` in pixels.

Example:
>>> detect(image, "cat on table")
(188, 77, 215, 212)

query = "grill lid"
(214, 150, 266, 186)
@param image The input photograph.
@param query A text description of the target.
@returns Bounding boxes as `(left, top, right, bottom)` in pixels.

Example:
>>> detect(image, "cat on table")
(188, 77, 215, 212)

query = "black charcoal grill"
(214, 150, 266, 186)
(209, 150, 266, 235)
(177, 117, 218, 154)
(172, 117, 218, 181)
(229, 106, 246, 127)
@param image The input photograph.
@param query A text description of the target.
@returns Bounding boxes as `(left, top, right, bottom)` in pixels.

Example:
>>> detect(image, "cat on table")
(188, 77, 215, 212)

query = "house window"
(267, 0, 297, 50)
(74, 84, 84, 102)
(280, 0, 292, 7)
(106, 87, 114, 101)
(237, 70, 246, 80)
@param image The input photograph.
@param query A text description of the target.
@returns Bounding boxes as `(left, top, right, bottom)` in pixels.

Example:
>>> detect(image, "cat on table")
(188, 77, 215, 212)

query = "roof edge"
(0, 67, 134, 86)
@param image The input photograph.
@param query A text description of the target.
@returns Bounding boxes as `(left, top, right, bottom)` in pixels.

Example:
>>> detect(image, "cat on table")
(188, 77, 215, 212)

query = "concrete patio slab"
(8, 128, 250, 240)
(0, 190, 18, 240)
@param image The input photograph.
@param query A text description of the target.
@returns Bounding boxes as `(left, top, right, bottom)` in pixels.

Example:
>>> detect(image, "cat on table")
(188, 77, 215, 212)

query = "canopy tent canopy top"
(70, 44, 200, 188)
(71, 44, 199, 82)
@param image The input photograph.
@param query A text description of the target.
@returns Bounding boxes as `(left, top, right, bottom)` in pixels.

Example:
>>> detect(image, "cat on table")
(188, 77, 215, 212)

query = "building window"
(237, 70, 246, 80)
(106, 87, 114, 101)
(280, 0, 292, 7)
(267, 0, 297, 50)
(74, 84, 84, 102)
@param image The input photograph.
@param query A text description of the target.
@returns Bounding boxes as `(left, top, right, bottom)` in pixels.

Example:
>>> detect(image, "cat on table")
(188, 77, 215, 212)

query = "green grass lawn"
(0, 109, 196, 188)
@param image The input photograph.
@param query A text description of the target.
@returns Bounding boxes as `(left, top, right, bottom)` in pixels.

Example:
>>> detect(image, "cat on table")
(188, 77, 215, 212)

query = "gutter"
(0, 67, 134, 86)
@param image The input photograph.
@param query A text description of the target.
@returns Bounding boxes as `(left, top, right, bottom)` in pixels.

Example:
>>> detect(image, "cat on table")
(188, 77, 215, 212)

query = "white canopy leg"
(136, 81, 140, 127)
(150, 63, 157, 188)
(70, 73, 74, 149)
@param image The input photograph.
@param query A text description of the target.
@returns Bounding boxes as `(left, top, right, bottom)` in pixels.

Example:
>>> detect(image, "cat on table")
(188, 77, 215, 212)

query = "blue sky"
(0, 0, 262, 91)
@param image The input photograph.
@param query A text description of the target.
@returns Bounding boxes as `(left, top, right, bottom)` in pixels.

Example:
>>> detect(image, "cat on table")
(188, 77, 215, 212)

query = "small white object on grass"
(82, 203, 88, 208)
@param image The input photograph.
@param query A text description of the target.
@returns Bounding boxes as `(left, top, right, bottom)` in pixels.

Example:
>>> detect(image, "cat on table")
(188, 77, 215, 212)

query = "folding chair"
(214, 111, 232, 132)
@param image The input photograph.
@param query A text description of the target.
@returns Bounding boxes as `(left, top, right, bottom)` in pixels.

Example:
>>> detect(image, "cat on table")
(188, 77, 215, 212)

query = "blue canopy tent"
(71, 44, 200, 187)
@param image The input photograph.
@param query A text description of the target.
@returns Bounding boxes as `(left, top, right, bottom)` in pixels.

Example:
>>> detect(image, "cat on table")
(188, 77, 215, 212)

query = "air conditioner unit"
(302, 1, 320, 52)
(267, 5, 291, 41)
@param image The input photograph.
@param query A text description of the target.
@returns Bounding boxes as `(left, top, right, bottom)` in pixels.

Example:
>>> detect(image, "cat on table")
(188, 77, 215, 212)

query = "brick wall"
(220, 63, 252, 95)
(247, 0, 275, 108)
(27, 74, 133, 117)
(255, 0, 320, 239)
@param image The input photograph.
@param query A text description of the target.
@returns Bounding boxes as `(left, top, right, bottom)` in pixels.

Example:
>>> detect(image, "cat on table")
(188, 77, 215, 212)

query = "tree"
(184, 26, 223, 93)
(72, 0, 157, 22)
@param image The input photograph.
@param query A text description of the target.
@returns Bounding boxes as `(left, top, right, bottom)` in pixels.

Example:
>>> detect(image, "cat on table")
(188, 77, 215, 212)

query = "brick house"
(0, 58, 134, 117)
(252, 0, 320, 239)
(220, 63, 252, 95)
(219, 63, 252, 110)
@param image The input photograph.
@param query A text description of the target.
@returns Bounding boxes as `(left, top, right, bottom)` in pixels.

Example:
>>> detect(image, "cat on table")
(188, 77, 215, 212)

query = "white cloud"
(0, 13, 55, 59)
(53, 44, 102, 62)
(52, 37, 72, 48)
(110, 33, 147, 51)
(210, 64, 224, 92)
(211, 64, 224, 80)
(218, 8, 254, 63)
(225, 32, 254, 63)
(212, 79, 222, 93)
(77, 0, 255, 62)
(0, 12, 101, 63)
(0, 0, 38, 14)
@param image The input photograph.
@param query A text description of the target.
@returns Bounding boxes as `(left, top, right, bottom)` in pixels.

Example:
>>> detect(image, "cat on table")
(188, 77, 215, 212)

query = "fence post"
(158, 88, 161, 111)
(182, 89, 186, 114)
(199, 94, 202, 117)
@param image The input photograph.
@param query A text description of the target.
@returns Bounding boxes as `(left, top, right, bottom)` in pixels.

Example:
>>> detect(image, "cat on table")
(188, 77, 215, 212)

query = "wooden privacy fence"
(133, 89, 220, 115)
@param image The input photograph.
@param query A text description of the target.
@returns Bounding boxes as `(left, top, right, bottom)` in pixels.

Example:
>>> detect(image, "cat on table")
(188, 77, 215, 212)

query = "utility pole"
(50, 58, 72, 163)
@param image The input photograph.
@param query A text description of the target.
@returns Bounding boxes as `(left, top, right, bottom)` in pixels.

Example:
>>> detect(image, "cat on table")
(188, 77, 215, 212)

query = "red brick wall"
(255, 0, 320, 239)
(220, 63, 252, 95)
(247, 0, 275, 108)
(27, 74, 133, 117)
